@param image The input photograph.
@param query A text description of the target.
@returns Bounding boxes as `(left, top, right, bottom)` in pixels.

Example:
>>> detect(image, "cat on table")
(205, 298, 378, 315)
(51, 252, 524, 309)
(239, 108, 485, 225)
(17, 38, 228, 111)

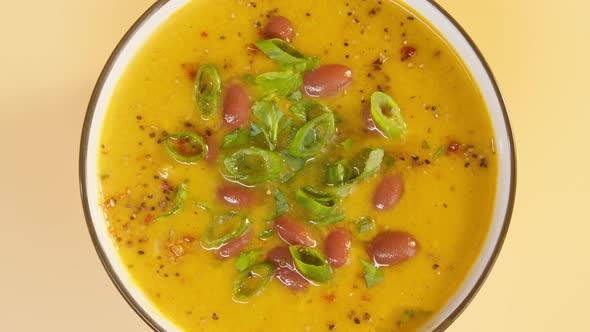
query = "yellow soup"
(98, 0, 497, 331)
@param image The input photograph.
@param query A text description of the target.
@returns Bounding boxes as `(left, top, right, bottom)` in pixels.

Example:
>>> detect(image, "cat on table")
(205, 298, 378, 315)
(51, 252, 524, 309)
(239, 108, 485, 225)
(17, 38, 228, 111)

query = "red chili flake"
(177, 139, 187, 153)
(361, 294, 371, 302)
(181, 63, 198, 80)
(321, 293, 337, 303)
(183, 236, 194, 243)
(160, 181, 173, 192)
(200, 31, 208, 38)
(448, 140, 461, 153)
(400, 46, 417, 61)
(247, 43, 259, 53)
(144, 214, 153, 224)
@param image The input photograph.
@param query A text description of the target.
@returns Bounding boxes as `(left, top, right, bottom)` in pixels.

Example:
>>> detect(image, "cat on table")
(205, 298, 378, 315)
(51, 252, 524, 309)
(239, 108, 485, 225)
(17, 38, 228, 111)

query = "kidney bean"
(273, 217, 316, 247)
(362, 103, 380, 132)
(324, 229, 352, 268)
(373, 175, 404, 211)
(367, 231, 418, 266)
(204, 135, 218, 165)
(302, 65, 353, 98)
(274, 266, 309, 291)
(263, 16, 295, 42)
(217, 184, 256, 208)
(267, 246, 309, 291)
(267, 246, 296, 269)
(223, 84, 251, 129)
(216, 228, 253, 259)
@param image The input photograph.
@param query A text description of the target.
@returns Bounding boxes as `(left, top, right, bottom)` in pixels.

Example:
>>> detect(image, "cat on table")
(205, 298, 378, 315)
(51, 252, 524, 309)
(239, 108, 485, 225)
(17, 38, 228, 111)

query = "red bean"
(263, 16, 295, 42)
(267, 246, 296, 269)
(223, 84, 251, 129)
(324, 229, 352, 268)
(362, 103, 380, 133)
(367, 231, 418, 266)
(216, 228, 253, 259)
(204, 136, 218, 165)
(273, 217, 316, 247)
(267, 246, 309, 291)
(274, 266, 309, 291)
(373, 175, 404, 211)
(302, 65, 353, 98)
(216, 185, 256, 208)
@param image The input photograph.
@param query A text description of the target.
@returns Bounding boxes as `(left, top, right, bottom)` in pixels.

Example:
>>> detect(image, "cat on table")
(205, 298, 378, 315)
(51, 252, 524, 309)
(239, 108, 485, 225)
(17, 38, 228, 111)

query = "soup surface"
(97, 0, 497, 331)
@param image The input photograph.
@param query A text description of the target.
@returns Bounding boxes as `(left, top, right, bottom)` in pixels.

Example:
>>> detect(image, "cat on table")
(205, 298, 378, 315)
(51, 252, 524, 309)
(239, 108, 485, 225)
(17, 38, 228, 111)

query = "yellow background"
(0, 0, 587, 331)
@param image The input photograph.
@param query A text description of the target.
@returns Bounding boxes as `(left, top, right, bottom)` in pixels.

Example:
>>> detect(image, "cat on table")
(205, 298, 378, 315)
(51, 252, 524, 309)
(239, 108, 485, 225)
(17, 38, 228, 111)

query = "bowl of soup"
(79, 0, 516, 331)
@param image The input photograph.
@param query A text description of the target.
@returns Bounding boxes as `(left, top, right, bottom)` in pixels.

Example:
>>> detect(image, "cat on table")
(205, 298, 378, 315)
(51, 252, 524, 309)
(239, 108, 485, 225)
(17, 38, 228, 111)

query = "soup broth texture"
(97, 0, 497, 331)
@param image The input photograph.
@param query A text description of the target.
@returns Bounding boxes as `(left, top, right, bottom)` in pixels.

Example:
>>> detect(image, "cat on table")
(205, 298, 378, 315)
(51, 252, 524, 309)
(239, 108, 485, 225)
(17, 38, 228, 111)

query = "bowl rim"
(79, 1, 517, 331)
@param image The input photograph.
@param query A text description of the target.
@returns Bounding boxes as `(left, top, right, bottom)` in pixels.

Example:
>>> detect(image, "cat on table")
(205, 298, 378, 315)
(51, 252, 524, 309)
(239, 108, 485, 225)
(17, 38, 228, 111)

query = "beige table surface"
(0, 0, 588, 331)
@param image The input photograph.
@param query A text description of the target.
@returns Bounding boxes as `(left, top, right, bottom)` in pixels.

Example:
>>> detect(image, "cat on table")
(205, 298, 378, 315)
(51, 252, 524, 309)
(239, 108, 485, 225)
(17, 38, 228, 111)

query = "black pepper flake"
(363, 312, 371, 321)
(425, 159, 431, 165)
(306, 12, 311, 16)
(354, 318, 361, 324)
(220, 35, 226, 40)
(136, 115, 142, 120)
(149, 132, 156, 138)
(184, 122, 193, 127)
(138, 250, 145, 255)
(206, 129, 213, 137)
(480, 158, 488, 168)
(344, 42, 349, 47)
(464, 162, 471, 168)
(345, 54, 350, 59)
(328, 323, 336, 330)
(212, 313, 219, 320)
(407, 16, 415, 20)
(433, 264, 440, 270)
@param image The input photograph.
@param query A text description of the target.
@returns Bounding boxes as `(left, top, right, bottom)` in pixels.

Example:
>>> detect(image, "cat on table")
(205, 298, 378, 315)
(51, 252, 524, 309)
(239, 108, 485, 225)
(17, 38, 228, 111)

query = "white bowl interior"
(82, 0, 514, 331)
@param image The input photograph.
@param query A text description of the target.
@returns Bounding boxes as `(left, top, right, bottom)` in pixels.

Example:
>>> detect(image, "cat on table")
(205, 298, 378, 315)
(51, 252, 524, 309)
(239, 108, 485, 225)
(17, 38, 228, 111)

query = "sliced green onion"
(235, 250, 262, 272)
(195, 64, 221, 117)
(233, 262, 274, 300)
(254, 39, 319, 72)
(325, 148, 384, 186)
(223, 148, 284, 185)
(355, 216, 375, 234)
(289, 245, 333, 283)
(295, 186, 340, 218)
(222, 128, 250, 149)
(163, 132, 208, 164)
(201, 213, 250, 249)
(433, 145, 445, 159)
(288, 112, 335, 158)
(157, 183, 187, 220)
(370, 91, 406, 139)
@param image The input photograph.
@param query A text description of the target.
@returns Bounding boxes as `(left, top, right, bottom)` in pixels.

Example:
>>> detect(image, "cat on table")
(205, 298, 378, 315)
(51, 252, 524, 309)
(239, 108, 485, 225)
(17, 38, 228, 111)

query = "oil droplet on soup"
(98, 0, 497, 331)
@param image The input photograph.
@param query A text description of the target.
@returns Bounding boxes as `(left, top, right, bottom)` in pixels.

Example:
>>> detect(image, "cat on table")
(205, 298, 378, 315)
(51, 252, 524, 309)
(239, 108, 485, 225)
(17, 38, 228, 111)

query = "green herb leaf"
(259, 228, 275, 240)
(355, 216, 375, 234)
(288, 112, 336, 158)
(222, 128, 250, 149)
(254, 39, 319, 72)
(222, 148, 284, 185)
(289, 245, 333, 282)
(252, 101, 284, 150)
(398, 309, 432, 326)
(163, 132, 208, 164)
(235, 250, 262, 272)
(361, 259, 384, 288)
(233, 262, 274, 300)
(270, 189, 290, 220)
(255, 71, 303, 100)
(421, 140, 430, 149)
(157, 183, 188, 220)
(341, 138, 353, 151)
(433, 145, 445, 159)
(194, 64, 221, 117)
(370, 91, 407, 139)
(359, 148, 384, 179)
(288, 90, 303, 102)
